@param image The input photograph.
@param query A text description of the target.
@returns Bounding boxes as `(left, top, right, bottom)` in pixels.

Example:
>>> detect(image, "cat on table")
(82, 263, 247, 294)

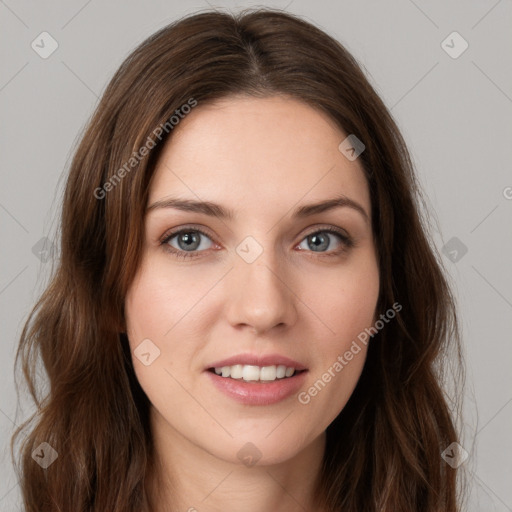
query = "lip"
(205, 369, 308, 406)
(206, 353, 307, 371)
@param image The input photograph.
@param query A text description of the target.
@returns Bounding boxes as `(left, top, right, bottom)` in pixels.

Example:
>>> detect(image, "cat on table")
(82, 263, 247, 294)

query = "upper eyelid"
(161, 224, 217, 244)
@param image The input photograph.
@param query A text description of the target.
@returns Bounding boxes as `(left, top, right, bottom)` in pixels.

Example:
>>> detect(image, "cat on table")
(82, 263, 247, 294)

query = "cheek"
(125, 253, 224, 332)
(124, 268, 196, 419)
(125, 274, 167, 344)
(124, 262, 177, 379)
(303, 250, 380, 341)
(124, 259, 216, 391)
(124, 254, 207, 339)
(295, 251, 379, 427)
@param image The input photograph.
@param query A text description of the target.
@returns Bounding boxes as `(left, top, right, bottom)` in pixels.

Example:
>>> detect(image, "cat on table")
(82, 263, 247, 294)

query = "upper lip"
(206, 353, 307, 371)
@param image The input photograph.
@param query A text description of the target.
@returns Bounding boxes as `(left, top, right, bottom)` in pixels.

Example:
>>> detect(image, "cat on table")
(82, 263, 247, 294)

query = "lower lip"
(205, 370, 308, 406)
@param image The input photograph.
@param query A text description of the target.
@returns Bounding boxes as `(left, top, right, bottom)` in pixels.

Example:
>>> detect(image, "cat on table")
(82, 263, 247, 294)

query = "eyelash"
(159, 225, 354, 260)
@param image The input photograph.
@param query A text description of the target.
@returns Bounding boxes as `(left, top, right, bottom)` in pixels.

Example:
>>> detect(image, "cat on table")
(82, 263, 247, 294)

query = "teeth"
(231, 364, 243, 379)
(243, 365, 260, 381)
(260, 365, 277, 381)
(285, 367, 295, 377)
(213, 364, 297, 381)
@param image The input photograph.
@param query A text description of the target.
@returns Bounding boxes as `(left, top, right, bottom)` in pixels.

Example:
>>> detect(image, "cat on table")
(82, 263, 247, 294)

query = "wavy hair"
(12, 8, 465, 511)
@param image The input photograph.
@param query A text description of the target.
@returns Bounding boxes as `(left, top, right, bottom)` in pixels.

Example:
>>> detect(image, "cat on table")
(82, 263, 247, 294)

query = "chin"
(204, 431, 318, 468)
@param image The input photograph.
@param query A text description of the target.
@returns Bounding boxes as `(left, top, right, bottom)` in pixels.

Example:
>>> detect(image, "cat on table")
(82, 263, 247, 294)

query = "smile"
(210, 364, 302, 382)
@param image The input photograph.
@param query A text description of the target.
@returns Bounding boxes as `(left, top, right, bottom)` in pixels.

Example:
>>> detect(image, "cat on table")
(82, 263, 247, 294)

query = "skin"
(124, 95, 380, 512)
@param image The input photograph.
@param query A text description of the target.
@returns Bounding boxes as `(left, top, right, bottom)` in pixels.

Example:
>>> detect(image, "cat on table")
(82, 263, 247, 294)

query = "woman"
(13, 8, 465, 511)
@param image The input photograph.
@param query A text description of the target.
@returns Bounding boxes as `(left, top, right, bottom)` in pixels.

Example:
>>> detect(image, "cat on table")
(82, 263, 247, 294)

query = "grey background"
(1, 0, 511, 510)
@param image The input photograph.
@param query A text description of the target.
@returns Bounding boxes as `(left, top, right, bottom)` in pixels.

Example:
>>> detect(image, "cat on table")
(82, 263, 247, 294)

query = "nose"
(225, 249, 298, 335)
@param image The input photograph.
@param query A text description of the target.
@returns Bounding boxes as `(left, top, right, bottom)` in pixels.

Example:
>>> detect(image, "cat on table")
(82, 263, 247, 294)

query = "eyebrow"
(146, 194, 369, 223)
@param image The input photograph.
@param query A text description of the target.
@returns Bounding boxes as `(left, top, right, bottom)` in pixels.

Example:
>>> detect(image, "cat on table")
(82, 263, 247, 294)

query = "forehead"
(148, 95, 370, 215)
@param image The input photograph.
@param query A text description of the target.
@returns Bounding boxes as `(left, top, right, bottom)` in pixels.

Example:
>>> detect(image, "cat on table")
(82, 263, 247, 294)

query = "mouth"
(204, 355, 309, 405)
(207, 365, 307, 383)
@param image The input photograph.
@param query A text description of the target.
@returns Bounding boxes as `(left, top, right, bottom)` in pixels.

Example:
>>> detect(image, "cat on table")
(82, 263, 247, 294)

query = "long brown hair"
(12, 8, 465, 511)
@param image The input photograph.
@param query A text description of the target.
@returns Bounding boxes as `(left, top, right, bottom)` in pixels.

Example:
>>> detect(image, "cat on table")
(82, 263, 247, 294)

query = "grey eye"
(167, 231, 213, 252)
(298, 232, 342, 252)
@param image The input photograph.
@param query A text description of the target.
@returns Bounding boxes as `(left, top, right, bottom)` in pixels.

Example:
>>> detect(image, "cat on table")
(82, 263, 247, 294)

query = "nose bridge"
(226, 234, 297, 332)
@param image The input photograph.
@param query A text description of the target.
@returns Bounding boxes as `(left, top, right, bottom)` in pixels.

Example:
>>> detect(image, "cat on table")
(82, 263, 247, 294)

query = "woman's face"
(125, 95, 380, 466)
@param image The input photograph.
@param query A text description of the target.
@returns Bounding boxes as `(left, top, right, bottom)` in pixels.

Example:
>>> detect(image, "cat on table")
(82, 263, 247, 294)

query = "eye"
(160, 226, 216, 260)
(160, 225, 354, 260)
(297, 227, 354, 257)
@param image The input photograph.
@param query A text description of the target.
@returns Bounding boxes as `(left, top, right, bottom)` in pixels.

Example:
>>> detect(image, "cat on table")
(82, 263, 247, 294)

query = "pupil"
(179, 232, 200, 251)
(309, 233, 328, 252)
